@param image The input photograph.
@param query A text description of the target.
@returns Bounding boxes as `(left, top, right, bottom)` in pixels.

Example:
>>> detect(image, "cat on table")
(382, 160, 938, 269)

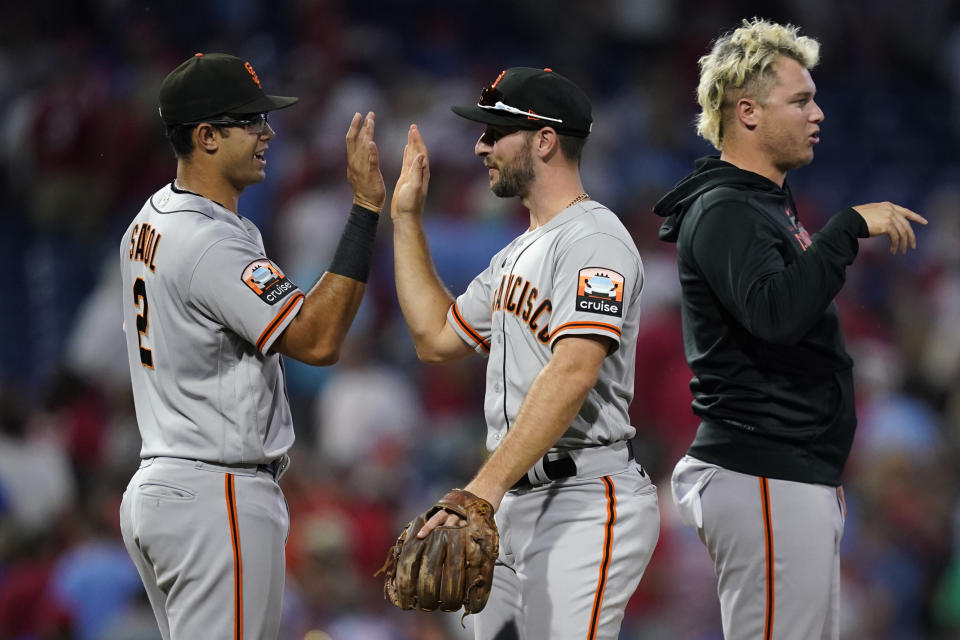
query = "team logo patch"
(242, 259, 296, 305)
(244, 61, 262, 88)
(576, 268, 624, 317)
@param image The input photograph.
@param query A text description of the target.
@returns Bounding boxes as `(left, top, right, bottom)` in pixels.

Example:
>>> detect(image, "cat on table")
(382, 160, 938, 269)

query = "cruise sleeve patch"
(575, 268, 624, 317)
(241, 259, 296, 305)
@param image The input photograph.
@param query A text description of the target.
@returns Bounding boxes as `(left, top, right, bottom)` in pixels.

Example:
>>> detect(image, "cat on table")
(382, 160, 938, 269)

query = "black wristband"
(328, 204, 380, 282)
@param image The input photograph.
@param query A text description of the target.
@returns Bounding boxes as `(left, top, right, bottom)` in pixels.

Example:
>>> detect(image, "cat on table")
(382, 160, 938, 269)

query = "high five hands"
(391, 124, 431, 220)
(346, 111, 386, 213)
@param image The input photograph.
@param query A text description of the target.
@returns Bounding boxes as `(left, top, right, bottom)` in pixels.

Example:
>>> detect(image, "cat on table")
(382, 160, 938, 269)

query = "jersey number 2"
(133, 278, 154, 368)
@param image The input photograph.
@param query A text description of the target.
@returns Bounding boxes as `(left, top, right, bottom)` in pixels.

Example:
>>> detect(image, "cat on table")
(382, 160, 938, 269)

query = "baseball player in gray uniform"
(390, 67, 660, 639)
(118, 53, 385, 639)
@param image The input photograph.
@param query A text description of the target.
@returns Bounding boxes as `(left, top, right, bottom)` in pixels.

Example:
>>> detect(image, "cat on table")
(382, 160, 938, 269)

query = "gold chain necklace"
(567, 192, 589, 208)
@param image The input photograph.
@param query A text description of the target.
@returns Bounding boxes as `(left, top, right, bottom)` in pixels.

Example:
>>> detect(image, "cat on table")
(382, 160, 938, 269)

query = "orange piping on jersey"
(255, 293, 304, 352)
(587, 476, 617, 640)
(450, 303, 491, 352)
(549, 321, 622, 340)
(225, 474, 243, 640)
(760, 477, 774, 640)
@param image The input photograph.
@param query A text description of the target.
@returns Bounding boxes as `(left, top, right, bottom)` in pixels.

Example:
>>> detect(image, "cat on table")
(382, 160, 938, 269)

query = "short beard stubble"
(491, 133, 535, 199)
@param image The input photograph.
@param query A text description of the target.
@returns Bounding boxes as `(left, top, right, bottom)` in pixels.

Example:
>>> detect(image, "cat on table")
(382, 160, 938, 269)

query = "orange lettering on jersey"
(536, 324, 551, 343)
(493, 275, 507, 313)
(129, 224, 139, 260)
(147, 233, 161, 272)
(143, 228, 156, 264)
(514, 281, 530, 316)
(528, 299, 552, 333)
(505, 275, 520, 312)
(134, 223, 149, 262)
(491, 273, 552, 344)
(129, 223, 161, 272)
(522, 288, 537, 321)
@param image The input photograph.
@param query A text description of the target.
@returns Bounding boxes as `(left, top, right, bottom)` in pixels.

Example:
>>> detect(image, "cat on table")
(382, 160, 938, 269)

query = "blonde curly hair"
(696, 18, 820, 149)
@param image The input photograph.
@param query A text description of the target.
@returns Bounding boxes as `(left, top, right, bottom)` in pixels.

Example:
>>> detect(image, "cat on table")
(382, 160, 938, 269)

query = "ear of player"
(376, 488, 499, 618)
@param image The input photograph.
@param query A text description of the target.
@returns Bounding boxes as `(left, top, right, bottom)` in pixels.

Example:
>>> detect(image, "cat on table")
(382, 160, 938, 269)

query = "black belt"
(510, 441, 641, 490)
(512, 454, 578, 490)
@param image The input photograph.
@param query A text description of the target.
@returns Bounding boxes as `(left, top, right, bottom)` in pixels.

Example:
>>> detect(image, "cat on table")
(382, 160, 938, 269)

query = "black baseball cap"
(159, 53, 299, 125)
(451, 67, 592, 138)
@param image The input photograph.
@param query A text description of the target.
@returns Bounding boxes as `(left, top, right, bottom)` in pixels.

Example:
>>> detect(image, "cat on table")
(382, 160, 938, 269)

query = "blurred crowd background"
(2, 0, 960, 638)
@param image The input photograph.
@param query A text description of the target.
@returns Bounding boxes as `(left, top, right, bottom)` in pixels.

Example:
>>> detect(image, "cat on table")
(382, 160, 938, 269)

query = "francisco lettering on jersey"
(576, 268, 624, 317)
(128, 223, 161, 272)
(241, 259, 296, 305)
(491, 274, 553, 343)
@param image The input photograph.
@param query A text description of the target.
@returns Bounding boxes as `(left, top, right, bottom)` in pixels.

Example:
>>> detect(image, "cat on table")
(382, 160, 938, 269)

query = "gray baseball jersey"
(119, 182, 303, 640)
(119, 182, 303, 465)
(447, 200, 643, 453)
(446, 199, 660, 640)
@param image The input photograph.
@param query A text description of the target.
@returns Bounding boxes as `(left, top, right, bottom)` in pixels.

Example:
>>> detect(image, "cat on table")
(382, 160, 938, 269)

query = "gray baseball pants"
(120, 457, 289, 640)
(672, 456, 846, 640)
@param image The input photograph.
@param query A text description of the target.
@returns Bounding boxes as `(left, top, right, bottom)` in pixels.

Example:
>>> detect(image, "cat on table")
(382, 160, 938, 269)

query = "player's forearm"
(392, 217, 457, 355)
(273, 273, 365, 365)
(466, 339, 606, 508)
(273, 204, 379, 364)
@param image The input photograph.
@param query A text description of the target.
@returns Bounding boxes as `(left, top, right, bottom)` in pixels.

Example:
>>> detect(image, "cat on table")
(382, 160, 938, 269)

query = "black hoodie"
(654, 157, 868, 486)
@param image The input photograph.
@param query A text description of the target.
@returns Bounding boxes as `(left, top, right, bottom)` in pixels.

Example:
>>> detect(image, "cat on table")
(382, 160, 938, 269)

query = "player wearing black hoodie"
(654, 157, 867, 486)
(660, 19, 926, 640)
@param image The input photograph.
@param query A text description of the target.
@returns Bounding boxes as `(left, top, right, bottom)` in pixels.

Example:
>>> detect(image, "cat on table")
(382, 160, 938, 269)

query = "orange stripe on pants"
(587, 476, 617, 640)
(225, 474, 243, 640)
(759, 477, 774, 640)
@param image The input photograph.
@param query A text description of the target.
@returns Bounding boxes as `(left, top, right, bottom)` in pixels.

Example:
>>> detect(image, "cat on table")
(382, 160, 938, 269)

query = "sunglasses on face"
(183, 112, 272, 135)
(480, 125, 523, 145)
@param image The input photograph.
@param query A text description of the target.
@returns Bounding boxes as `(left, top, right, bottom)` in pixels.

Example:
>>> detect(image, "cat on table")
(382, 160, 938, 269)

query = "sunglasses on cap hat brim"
(451, 85, 567, 130)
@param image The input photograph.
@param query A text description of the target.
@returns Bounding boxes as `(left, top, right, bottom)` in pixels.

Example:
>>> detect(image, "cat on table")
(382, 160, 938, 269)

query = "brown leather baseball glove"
(375, 488, 499, 615)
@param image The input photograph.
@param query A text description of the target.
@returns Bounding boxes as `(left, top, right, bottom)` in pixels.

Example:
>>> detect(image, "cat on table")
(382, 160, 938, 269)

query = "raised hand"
(391, 124, 431, 221)
(853, 202, 928, 254)
(346, 111, 385, 213)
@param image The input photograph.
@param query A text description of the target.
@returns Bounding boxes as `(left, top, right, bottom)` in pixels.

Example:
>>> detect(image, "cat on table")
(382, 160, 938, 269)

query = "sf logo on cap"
(244, 62, 262, 88)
